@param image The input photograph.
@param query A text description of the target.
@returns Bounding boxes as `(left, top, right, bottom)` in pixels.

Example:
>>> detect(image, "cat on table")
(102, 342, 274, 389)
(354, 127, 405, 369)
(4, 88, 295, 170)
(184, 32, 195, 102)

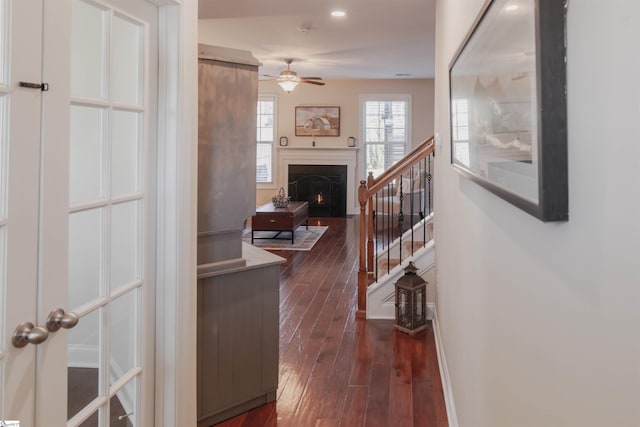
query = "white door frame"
(150, 2, 198, 426)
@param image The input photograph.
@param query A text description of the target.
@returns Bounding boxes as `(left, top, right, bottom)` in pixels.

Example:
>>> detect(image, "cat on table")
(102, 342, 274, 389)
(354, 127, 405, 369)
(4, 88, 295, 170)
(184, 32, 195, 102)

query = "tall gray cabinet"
(197, 44, 284, 427)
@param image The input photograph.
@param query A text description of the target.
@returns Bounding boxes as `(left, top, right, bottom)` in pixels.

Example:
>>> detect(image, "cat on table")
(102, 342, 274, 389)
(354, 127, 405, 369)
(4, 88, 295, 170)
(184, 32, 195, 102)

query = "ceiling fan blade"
(261, 74, 279, 79)
(301, 80, 325, 86)
(300, 77, 323, 80)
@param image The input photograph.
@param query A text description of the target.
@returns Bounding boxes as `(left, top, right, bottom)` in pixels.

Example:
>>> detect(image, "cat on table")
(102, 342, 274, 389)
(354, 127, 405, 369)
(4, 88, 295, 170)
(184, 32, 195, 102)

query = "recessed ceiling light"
(331, 10, 346, 17)
(505, 4, 519, 11)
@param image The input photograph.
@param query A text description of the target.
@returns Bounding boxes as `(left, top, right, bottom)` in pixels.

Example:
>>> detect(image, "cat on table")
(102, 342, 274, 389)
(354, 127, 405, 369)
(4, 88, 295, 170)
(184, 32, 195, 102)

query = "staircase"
(376, 221, 434, 275)
(367, 219, 435, 318)
(357, 137, 435, 319)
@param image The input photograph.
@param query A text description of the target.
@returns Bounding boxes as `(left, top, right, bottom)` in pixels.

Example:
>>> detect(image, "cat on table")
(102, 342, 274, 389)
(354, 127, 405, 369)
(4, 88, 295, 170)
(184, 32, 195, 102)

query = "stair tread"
(402, 240, 426, 252)
(377, 258, 401, 271)
(373, 221, 435, 280)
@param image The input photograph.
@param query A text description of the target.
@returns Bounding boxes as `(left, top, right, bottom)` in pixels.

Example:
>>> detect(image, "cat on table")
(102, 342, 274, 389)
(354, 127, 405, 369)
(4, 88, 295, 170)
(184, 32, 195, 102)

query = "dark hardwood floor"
(214, 217, 447, 427)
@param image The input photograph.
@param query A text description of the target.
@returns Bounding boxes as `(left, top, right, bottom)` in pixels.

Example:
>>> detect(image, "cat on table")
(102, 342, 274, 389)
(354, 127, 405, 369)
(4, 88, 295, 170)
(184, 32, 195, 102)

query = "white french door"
(0, 0, 44, 425)
(0, 0, 158, 425)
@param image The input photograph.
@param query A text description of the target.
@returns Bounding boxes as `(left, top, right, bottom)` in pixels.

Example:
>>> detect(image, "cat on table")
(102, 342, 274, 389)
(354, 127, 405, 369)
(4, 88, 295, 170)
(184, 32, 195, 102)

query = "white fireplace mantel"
(278, 146, 360, 215)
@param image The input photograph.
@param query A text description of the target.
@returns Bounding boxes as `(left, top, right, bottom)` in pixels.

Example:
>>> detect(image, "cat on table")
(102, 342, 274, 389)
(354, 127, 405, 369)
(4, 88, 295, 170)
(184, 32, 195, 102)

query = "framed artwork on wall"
(295, 106, 340, 137)
(448, 0, 568, 221)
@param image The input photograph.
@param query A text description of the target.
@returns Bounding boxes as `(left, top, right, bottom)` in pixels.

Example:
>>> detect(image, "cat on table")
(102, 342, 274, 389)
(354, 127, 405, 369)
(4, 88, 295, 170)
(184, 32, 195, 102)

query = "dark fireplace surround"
(288, 164, 347, 217)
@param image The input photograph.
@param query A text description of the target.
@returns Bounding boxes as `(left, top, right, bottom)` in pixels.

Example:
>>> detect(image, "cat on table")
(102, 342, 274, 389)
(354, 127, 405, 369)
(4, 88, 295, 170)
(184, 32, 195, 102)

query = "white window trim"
(359, 93, 412, 179)
(257, 93, 278, 189)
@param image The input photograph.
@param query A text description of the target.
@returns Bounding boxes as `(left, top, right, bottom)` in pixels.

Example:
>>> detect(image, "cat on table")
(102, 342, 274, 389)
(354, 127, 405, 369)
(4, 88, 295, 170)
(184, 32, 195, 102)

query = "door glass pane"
(70, 105, 105, 204)
(77, 411, 99, 427)
(0, 98, 6, 391)
(112, 15, 142, 105)
(0, 224, 5, 321)
(0, 228, 4, 417)
(0, 364, 3, 415)
(111, 110, 140, 197)
(71, 0, 106, 99)
(69, 209, 103, 310)
(67, 308, 101, 421)
(109, 290, 137, 385)
(70, 0, 149, 423)
(111, 201, 139, 291)
(0, 0, 7, 85)
(110, 378, 137, 426)
(0, 95, 7, 216)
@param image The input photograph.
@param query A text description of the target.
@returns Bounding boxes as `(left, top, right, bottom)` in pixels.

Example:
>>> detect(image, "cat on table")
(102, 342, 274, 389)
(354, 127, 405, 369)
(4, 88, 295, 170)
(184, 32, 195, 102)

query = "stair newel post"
(357, 179, 369, 318)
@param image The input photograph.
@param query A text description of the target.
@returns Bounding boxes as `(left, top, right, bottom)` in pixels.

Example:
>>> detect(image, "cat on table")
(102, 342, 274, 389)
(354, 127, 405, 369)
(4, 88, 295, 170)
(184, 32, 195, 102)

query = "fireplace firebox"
(288, 165, 347, 217)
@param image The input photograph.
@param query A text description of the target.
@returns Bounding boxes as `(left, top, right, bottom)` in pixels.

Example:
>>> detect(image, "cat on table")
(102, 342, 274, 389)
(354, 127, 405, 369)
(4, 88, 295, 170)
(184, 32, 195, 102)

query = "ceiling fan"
(265, 59, 325, 93)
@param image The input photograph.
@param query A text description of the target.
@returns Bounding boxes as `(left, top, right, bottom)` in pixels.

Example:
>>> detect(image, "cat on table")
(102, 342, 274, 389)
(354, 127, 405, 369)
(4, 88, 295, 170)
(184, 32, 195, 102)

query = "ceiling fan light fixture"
(331, 10, 346, 17)
(278, 80, 299, 93)
(280, 69, 297, 79)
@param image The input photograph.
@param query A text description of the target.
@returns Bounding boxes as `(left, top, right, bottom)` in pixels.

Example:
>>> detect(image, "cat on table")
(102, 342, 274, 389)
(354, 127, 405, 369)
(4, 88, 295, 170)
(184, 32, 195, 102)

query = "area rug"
(243, 226, 328, 251)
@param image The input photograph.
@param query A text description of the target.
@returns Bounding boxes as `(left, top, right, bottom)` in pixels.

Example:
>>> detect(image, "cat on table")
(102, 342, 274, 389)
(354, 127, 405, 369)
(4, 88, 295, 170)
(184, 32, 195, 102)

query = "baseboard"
(197, 390, 276, 427)
(368, 302, 458, 425)
(68, 344, 99, 369)
(429, 303, 458, 427)
(426, 302, 435, 321)
(367, 259, 436, 320)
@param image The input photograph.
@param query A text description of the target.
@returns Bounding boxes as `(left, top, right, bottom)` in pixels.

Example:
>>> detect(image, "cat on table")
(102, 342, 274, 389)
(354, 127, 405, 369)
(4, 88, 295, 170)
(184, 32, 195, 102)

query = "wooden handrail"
(357, 136, 435, 318)
(369, 137, 435, 194)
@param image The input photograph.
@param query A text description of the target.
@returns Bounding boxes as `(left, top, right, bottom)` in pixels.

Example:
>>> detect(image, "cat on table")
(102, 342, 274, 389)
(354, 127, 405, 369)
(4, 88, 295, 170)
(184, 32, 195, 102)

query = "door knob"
(12, 322, 49, 348)
(46, 308, 79, 332)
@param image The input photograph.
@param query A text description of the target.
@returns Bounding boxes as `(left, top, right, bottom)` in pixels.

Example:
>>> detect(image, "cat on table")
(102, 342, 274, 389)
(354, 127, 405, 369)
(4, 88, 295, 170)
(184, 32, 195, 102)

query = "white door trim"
(154, 2, 198, 426)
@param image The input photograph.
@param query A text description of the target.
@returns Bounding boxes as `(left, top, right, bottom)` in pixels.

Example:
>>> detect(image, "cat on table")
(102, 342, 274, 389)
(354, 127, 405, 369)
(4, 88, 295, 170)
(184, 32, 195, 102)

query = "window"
(451, 98, 470, 167)
(256, 95, 275, 183)
(361, 94, 411, 177)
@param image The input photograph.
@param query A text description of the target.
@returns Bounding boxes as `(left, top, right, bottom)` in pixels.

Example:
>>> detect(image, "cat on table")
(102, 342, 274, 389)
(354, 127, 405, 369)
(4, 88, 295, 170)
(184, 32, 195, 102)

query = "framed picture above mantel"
(295, 106, 340, 137)
(448, 0, 568, 222)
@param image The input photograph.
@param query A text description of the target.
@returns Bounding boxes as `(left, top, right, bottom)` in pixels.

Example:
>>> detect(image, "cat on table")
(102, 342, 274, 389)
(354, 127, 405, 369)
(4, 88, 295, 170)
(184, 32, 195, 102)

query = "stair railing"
(357, 136, 435, 318)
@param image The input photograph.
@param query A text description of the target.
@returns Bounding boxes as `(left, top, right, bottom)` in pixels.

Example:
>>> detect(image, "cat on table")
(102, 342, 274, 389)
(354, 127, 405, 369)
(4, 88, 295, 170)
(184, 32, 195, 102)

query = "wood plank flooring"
(213, 217, 447, 427)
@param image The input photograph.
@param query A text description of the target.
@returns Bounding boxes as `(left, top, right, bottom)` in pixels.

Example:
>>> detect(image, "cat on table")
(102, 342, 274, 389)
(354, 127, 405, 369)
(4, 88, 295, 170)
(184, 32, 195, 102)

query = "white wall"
(256, 78, 434, 205)
(434, 1, 640, 426)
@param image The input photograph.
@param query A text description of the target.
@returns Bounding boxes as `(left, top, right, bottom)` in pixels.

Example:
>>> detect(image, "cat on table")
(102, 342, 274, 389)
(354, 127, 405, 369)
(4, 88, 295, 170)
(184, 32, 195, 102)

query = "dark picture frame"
(295, 106, 340, 137)
(448, 0, 568, 221)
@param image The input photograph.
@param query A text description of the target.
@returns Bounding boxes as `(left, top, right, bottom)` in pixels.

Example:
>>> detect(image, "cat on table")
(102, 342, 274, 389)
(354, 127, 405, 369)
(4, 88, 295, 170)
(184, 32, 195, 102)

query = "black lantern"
(394, 262, 427, 335)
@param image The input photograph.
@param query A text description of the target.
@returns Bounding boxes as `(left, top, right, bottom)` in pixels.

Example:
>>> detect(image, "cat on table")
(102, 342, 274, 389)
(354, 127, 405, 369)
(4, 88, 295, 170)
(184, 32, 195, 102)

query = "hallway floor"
(214, 217, 447, 427)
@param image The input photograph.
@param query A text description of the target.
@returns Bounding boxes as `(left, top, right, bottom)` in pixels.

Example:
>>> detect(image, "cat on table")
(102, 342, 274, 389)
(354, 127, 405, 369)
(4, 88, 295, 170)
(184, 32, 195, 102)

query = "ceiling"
(198, 0, 437, 81)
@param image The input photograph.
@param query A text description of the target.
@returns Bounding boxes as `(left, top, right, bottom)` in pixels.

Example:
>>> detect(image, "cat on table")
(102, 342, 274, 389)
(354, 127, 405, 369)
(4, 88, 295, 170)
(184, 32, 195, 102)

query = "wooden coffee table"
(252, 201, 309, 244)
